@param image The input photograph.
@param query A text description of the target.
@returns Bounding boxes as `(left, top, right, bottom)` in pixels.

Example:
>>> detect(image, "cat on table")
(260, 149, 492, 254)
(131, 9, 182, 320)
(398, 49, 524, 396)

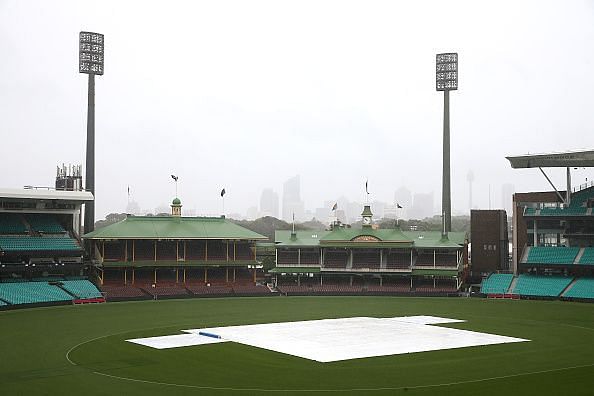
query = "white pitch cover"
(127, 316, 528, 362)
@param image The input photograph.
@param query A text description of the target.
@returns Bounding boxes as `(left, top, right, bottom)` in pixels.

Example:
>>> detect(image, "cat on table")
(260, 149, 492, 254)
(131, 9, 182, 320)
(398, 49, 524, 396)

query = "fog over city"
(1, 0, 593, 221)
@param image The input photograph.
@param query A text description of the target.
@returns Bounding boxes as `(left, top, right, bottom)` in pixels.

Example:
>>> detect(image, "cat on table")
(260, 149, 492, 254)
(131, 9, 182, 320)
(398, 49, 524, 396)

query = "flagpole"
(220, 188, 226, 217)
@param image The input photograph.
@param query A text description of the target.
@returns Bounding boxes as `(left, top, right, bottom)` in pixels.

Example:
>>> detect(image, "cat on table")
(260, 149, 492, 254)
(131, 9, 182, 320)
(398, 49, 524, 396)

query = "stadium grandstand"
(0, 166, 103, 307)
(83, 197, 271, 300)
(272, 205, 467, 296)
(478, 150, 594, 301)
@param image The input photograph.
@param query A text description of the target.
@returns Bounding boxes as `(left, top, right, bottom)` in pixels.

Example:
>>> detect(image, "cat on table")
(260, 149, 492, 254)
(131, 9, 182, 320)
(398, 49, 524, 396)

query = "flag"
(127, 186, 130, 197)
(220, 188, 226, 197)
(397, 203, 403, 209)
(331, 202, 338, 211)
(365, 179, 369, 195)
(171, 174, 178, 182)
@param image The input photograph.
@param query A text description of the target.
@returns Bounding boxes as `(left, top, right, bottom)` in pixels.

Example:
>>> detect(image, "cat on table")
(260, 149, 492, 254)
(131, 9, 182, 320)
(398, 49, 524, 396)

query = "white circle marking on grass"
(65, 320, 594, 393)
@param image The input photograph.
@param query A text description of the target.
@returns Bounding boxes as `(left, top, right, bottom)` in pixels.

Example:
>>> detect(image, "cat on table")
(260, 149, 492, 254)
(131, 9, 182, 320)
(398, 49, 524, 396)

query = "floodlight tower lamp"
(436, 52, 458, 237)
(79, 31, 104, 235)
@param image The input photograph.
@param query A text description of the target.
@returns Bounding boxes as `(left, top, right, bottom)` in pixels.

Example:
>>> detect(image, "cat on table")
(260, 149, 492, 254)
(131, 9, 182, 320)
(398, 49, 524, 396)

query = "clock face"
(363, 217, 371, 225)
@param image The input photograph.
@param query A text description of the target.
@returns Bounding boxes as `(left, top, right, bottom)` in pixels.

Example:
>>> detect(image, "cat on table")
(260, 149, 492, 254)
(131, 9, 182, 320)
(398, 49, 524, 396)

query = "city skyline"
(1, 1, 593, 221)
(118, 174, 528, 223)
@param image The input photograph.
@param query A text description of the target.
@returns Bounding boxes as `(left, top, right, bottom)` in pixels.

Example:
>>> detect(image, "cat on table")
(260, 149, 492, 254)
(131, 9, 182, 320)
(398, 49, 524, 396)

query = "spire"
(171, 197, 182, 217)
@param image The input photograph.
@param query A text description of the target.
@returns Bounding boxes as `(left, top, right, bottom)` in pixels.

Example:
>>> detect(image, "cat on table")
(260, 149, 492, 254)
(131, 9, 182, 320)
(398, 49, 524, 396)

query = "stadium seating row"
(563, 278, 594, 299)
(277, 284, 457, 294)
(0, 280, 101, 305)
(578, 248, 594, 265)
(480, 273, 514, 294)
(0, 213, 28, 234)
(0, 235, 81, 252)
(60, 280, 103, 299)
(0, 213, 65, 234)
(523, 246, 594, 266)
(100, 284, 271, 299)
(526, 247, 580, 265)
(539, 206, 588, 216)
(0, 282, 73, 304)
(24, 214, 65, 233)
(524, 188, 594, 217)
(481, 274, 579, 298)
(512, 275, 572, 297)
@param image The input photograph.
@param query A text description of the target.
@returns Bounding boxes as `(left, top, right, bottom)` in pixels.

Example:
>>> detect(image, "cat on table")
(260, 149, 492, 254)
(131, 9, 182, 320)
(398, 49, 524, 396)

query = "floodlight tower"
(79, 31, 104, 234)
(436, 52, 458, 237)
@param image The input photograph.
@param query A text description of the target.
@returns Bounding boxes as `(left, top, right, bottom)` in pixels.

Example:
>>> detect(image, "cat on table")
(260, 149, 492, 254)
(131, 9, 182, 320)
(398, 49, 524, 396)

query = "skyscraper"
(260, 189, 279, 218)
(282, 175, 305, 221)
(409, 192, 434, 220)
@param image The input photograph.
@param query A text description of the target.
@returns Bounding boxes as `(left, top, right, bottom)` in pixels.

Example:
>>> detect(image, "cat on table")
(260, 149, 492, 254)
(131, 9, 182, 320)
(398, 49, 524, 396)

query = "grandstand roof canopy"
(506, 149, 594, 168)
(83, 215, 267, 240)
(0, 188, 94, 202)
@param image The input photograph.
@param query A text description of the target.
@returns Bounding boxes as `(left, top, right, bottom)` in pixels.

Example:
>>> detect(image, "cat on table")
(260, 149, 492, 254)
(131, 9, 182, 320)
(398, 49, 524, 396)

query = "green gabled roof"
(275, 229, 466, 249)
(275, 230, 330, 246)
(83, 216, 267, 240)
(320, 228, 413, 244)
(402, 231, 466, 248)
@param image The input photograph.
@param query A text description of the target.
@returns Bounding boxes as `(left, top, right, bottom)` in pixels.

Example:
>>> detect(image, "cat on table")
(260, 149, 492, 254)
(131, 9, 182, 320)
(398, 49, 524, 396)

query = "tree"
(94, 213, 127, 230)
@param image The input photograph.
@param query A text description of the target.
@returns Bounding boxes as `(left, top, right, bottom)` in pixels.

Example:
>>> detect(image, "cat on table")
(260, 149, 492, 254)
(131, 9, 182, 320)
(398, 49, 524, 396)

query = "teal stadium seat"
(0, 300, 7, 306)
(578, 248, 594, 265)
(480, 273, 514, 294)
(539, 206, 587, 216)
(564, 278, 594, 299)
(524, 207, 537, 216)
(0, 236, 81, 252)
(526, 247, 579, 265)
(25, 214, 65, 233)
(60, 280, 102, 299)
(0, 213, 28, 234)
(0, 282, 73, 305)
(568, 187, 594, 208)
(512, 275, 573, 297)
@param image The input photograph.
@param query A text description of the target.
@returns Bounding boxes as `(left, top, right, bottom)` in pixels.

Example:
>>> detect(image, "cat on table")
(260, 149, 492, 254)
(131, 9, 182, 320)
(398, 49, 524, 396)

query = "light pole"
(79, 31, 104, 235)
(436, 52, 458, 237)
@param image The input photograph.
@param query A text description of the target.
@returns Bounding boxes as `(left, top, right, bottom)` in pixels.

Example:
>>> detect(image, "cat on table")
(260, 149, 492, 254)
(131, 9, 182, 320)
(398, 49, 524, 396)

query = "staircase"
(507, 276, 519, 294)
(574, 248, 585, 264)
(560, 278, 578, 297)
(520, 246, 531, 264)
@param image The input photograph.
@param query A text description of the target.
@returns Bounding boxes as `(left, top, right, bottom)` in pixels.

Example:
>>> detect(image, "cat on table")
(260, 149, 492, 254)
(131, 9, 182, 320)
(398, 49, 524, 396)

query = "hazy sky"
(1, 0, 593, 219)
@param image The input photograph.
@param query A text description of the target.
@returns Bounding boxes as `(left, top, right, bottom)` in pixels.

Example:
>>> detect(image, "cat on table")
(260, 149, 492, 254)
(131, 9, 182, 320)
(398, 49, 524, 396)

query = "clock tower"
(361, 205, 373, 228)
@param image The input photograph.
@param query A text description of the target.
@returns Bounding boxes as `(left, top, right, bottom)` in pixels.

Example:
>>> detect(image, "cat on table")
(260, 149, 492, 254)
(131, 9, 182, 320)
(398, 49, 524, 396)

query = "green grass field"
(2, 296, 594, 395)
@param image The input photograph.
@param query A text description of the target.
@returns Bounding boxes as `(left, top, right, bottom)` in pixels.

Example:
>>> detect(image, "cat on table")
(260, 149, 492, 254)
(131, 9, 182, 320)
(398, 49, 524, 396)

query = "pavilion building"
(272, 205, 467, 295)
(83, 197, 268, 298)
